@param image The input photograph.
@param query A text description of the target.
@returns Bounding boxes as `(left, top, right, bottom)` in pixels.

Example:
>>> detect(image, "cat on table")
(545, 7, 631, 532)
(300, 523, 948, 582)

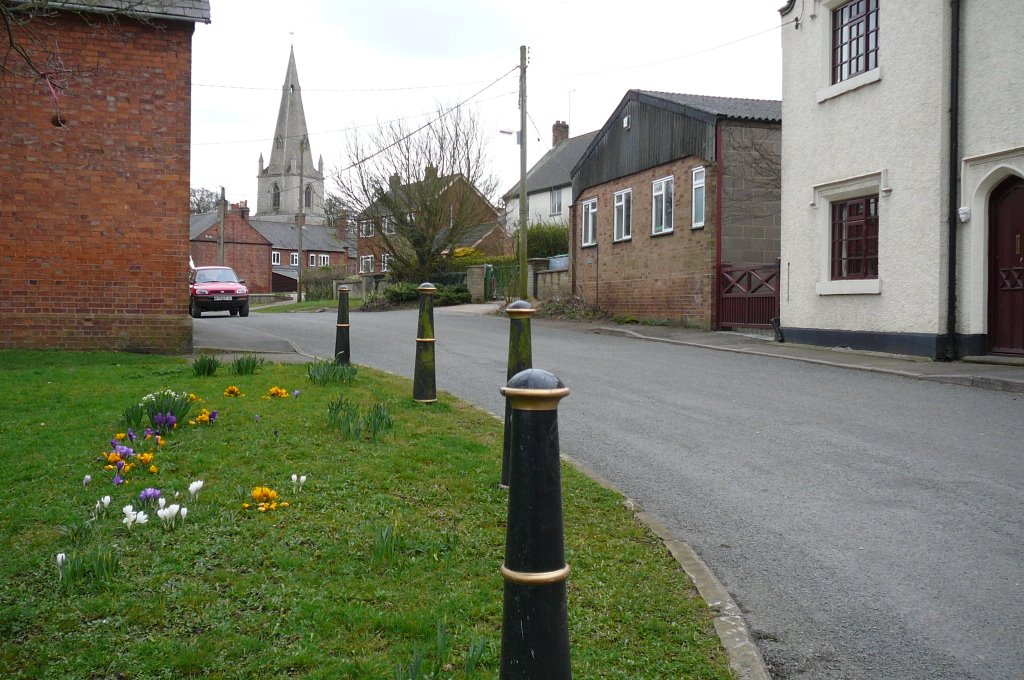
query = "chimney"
(425, 165, 438, 181)
(552, 120, 569, 146)
(238, 200, 250, 219)
(389, 173, 401, 191)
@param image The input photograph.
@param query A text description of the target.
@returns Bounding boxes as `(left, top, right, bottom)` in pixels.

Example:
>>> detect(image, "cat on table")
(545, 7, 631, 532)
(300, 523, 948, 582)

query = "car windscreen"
(195, 269, 238, 284)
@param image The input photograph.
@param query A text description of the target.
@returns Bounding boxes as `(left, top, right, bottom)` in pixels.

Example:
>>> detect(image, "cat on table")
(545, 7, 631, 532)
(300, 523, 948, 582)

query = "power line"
(193, 77, 497, 93)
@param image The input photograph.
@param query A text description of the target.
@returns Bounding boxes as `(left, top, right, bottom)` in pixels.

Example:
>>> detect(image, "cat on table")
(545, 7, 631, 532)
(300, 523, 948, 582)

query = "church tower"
(255, 47, 326, 225)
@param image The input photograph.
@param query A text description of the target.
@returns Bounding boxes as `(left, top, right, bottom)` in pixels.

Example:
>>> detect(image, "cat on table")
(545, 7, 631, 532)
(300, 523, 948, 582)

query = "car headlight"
(237, 286, 248, 295)
(195, 288, 209, 295)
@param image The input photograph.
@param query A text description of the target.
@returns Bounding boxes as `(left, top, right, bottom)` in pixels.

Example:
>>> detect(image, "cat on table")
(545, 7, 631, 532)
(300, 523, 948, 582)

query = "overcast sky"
(190, 0, 784, 208)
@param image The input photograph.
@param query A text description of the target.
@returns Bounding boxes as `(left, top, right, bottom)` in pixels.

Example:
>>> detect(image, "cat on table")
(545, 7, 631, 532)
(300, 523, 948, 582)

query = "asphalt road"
(194, 308, 1024, 679)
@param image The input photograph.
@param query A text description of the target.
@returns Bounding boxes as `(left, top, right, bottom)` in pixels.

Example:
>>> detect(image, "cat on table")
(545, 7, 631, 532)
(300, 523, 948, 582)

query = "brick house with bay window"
(1, 1, 210, 352)
(571, 90, 782, 329)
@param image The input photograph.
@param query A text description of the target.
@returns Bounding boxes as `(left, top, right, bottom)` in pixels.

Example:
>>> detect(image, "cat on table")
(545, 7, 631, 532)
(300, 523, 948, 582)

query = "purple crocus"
(115, 444, 134, 458)
(164, 413, 177, 429)
(139, 487, 161, 504)
(293, 390, 301, 399)
(116, 460, 125, 471)
(153, 413, 166, 427)
(209, 410, 218, 423)
(144, 427, 154, 438)
(112, 474, 124, 485)
(127, 429, 137, 442)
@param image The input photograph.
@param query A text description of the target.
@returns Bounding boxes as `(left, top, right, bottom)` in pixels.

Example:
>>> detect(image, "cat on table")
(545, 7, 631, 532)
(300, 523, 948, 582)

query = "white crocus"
(158, 497, 166, 509)
(300, 475, 307, 490)
(188, 480, 204, 499)
(123, 504, 135, 519)
(122, 513, 136, 530)
(101, 496, 111, 508)
(83, 475, 92, 487)
(135, 511, 149, 526)
(56, 552, 66, 570)
(291, 474, 298, 492)
(179, 507, 188, 523)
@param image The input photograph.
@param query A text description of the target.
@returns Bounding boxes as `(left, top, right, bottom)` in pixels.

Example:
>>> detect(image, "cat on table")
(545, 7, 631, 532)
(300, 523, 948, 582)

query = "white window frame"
(359, 255, 374, 274)
(359, 220, 374, 237)
(308, 253, 316, 267)
(652, 176, 674, 235)
(613, 189, 632, 242)
(383, 216, 396, 235)
(692, 167, 705, 229)
(271, 251, 281, 266)
(290, 252, 299, 266)
(381, 253, 393, 272)
(319, 254, 330, 266)
(550, 189, 563, 216)
(581, 199, 597, 247)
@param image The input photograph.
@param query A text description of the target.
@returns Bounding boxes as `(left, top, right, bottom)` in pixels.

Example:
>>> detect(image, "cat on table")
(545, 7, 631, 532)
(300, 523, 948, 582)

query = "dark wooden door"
(989, 176, 1024, 355)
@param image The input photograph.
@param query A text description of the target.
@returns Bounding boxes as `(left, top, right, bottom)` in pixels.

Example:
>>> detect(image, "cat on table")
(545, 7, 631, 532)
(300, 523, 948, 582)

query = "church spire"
(255, 47, 325, 223)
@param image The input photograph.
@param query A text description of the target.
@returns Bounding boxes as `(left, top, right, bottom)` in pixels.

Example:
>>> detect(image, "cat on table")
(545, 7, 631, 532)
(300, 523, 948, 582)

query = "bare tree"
(189, 187, 220, 214)
(334, 105, 499, 282)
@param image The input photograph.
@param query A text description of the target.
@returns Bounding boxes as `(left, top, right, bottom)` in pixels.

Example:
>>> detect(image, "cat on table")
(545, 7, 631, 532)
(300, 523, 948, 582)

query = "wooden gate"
(719, 262, 780, 329)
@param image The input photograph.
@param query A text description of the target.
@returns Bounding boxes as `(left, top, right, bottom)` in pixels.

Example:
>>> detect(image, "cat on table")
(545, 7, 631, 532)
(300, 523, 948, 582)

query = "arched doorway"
(988, 176, 1024, 354)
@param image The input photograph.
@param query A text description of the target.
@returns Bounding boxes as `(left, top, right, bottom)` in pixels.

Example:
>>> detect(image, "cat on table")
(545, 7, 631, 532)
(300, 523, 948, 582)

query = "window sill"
(581, 243, 597, 249)
(816, 67, 881, 103)
(612, 236, 632, 244)
(651, 228, 674, 237)
(816, 278, 882, 295)
(691, 223, 705, 230)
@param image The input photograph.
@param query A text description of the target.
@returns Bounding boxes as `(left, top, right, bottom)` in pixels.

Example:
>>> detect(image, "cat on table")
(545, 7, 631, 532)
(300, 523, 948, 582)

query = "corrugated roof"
(28, 1, 211, 23)
(635, 90, 781, 123)
(504, 130, 600, 200)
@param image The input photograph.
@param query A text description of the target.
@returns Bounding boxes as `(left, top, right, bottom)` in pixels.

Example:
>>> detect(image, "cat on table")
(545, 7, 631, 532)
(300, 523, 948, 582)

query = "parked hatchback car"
(189, 266, 249, 318)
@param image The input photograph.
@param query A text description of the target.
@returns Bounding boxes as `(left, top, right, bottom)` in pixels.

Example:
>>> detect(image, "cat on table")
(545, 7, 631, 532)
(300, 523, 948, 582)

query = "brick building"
(571, 91, 781, 329)
(0, 2, 210, 352)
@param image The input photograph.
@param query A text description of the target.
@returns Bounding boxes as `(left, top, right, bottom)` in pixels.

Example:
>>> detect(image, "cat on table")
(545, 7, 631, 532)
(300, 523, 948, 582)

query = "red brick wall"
(0, 12, 195, 352)
(572, 157, 718, 328)
(191, 210, 273, 293)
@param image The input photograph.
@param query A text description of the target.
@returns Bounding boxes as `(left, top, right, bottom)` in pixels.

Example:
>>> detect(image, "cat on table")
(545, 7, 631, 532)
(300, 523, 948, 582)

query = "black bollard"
(413, 282, 437, 403)
(499, 368, 572, 679)
(334, 285, 351, 365)
(501, 300, 535, 488)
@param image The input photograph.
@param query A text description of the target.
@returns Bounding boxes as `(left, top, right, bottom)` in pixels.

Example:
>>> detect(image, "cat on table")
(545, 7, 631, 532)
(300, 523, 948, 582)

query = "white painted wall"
(780, 0, 949, 336)
(781, 0, 1024, 343)
(504, 185, 571, 232)
(957, 1, 1024, 337)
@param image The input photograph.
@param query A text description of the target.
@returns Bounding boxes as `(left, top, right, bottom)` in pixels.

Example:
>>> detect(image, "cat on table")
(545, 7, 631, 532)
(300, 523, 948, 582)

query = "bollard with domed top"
(501, 300, 535, 488)
(413, 282, 437, 403)
(499, 368, 571, 679)
(334, 285, 351, 365)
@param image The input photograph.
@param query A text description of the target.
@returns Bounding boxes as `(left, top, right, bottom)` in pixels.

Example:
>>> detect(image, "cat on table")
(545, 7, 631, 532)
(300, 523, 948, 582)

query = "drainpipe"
(715, 121, 724, 330)
(944, 0, 962, 360)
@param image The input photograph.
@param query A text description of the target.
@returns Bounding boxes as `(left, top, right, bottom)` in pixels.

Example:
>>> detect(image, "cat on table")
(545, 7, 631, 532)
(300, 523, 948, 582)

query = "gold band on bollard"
(500, 386, 570, 411)
(500, 563, 571, 585)
(415, 337, 436, 343)
(336, 323, 350, 328)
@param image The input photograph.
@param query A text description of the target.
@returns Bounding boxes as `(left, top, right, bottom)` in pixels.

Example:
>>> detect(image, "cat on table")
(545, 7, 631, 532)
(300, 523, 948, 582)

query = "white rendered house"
(778, 0, 1024, 357)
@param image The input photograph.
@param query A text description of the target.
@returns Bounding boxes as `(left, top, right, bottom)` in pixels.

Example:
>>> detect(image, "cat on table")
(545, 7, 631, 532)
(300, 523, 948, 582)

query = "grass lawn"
(255, 298, 363, 313)
(0, 350, 733, 679)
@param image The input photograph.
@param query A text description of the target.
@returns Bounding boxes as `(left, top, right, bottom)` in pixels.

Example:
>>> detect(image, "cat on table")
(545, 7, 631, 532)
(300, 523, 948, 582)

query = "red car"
(189, 266, 250, 318)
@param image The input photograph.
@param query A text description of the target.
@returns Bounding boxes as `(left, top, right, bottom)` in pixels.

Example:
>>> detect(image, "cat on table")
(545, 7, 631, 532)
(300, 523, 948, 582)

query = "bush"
(381, 282, 420, 305)
(435, 284, 471, 307)
(300, 266, 345, 301)
(525, 223, 568, 259)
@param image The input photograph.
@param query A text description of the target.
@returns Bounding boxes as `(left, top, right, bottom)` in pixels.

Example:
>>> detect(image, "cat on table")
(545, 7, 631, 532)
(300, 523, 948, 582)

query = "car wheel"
(239, 302, 250, 318)
(189, 298, 202, 318)
(229, 309, 238, 316)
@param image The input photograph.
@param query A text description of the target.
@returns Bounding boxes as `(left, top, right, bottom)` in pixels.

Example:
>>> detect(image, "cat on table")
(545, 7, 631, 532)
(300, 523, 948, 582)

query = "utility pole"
(296, 137, 305, 302)
(518, 45, 528, 300)
(217, 186, 226, 265)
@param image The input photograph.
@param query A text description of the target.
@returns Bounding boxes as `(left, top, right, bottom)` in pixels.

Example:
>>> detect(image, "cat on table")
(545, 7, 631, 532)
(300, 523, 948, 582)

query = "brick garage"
(574, 157, 718, 325)
(570, 91, 781, 329)
(0, 5, 209, 352)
